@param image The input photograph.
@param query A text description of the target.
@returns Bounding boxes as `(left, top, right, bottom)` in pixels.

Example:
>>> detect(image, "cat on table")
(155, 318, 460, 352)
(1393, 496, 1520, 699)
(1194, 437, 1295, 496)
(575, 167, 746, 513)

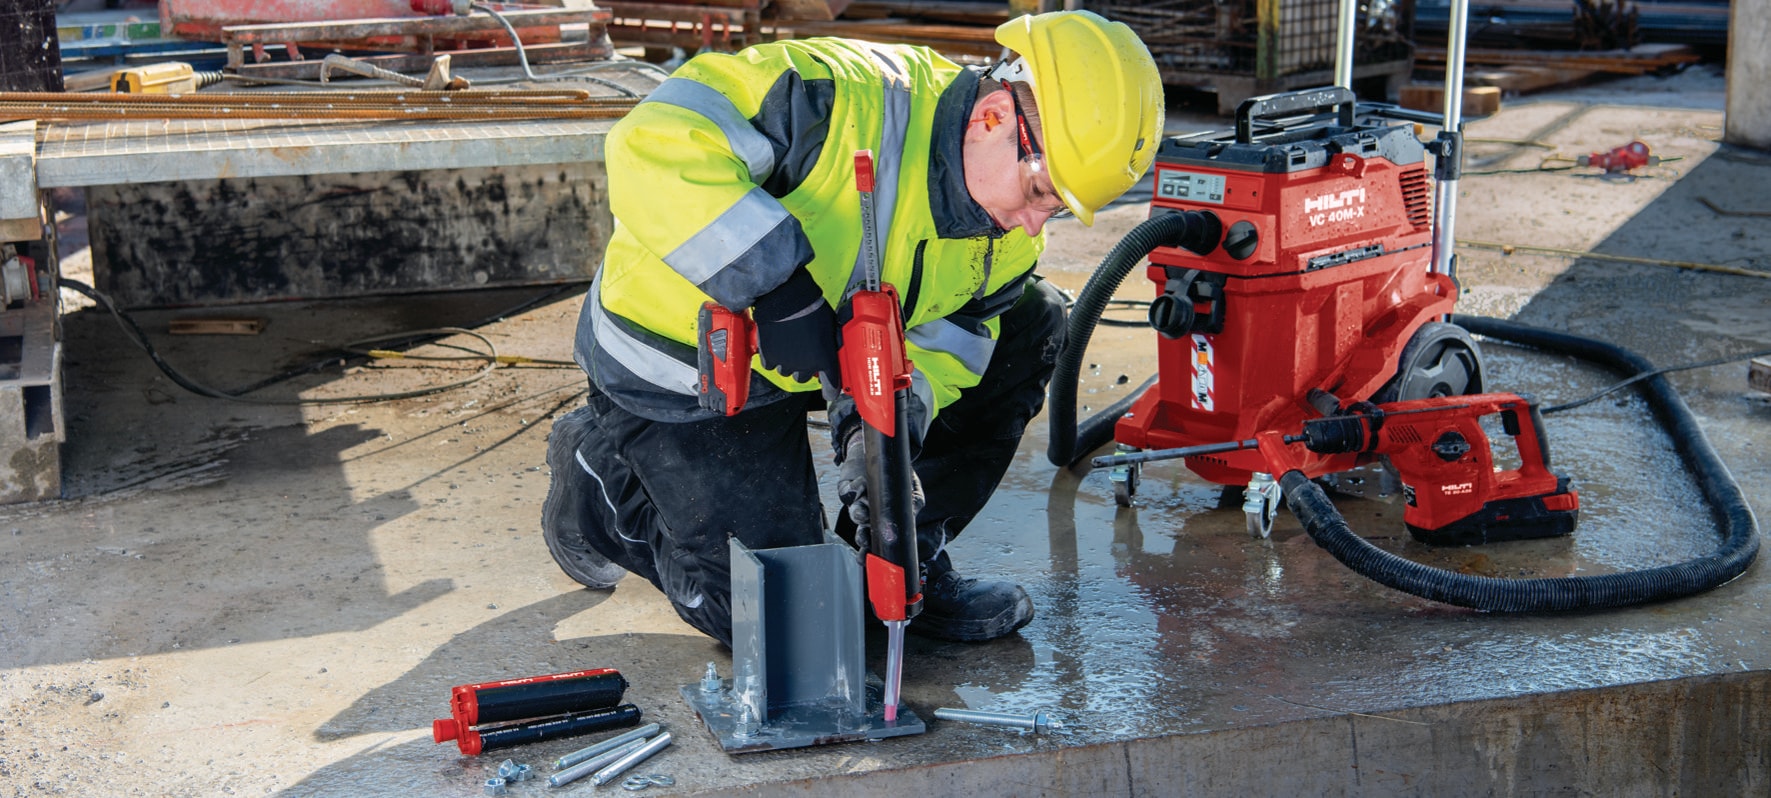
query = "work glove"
(752, 268, 839, 384)
(833, 415, 926, 554)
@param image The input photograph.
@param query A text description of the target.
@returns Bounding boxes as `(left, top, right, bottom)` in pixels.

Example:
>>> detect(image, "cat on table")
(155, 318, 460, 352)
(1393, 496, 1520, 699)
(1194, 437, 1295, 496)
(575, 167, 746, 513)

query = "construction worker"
(542, 10, 1166, 647)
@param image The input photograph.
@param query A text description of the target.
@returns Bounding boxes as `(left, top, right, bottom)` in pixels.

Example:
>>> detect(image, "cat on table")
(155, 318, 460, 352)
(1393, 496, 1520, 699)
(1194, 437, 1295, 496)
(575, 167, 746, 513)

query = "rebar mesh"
(1091, 0, 1412, 77)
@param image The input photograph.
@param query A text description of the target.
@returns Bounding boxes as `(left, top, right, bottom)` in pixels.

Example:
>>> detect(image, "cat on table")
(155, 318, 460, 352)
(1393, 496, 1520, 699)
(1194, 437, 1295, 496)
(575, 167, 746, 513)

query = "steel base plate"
(679, 677, 925, 754)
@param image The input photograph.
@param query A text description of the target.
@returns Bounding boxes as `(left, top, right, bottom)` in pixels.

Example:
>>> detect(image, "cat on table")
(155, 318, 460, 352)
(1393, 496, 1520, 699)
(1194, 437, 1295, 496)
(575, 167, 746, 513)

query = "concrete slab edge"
(683, 671, 1771, 796)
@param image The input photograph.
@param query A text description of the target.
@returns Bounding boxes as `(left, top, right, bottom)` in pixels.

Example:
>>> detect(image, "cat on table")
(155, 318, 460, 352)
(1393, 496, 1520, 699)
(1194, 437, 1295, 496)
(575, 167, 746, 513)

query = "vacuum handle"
(1354, 101, 1447, 126)
(1235, 86, 1358, 143)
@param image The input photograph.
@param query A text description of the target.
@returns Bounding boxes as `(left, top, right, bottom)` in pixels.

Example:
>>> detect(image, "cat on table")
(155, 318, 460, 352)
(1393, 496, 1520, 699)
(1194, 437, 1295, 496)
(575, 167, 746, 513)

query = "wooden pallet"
(1415, 43, 1700, 75)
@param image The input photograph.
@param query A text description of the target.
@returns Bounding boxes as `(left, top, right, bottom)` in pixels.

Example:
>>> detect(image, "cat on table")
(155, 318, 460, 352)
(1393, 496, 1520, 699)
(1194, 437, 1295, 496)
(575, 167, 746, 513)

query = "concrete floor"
(3, 65, 1769, 796)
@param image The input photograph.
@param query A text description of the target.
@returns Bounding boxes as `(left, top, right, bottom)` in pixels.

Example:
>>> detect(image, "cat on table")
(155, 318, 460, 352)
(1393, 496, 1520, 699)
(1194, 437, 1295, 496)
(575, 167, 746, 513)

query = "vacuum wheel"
(1373, 321, 1484, 402)
(1243, 472, 1281, 539)
(1109, 445, 1141, 507)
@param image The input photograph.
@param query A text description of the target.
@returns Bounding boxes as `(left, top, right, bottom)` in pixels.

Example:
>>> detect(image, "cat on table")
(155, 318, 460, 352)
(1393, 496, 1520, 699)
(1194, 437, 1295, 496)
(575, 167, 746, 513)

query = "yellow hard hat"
(994, 10, 1164, 226)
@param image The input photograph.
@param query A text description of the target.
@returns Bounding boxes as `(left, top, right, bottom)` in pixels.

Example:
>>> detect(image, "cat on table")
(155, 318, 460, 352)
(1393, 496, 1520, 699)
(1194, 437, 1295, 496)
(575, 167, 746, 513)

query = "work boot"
(541, 406, 628, 590)
(909, 554, 1034, 642)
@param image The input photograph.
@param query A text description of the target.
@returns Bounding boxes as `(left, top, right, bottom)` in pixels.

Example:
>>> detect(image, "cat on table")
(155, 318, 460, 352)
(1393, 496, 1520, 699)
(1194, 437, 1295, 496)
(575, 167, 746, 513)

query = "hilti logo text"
(1305, 188, 1366, 226)
(867, 356, 884, 398)
(1441, 482, 1474, 496)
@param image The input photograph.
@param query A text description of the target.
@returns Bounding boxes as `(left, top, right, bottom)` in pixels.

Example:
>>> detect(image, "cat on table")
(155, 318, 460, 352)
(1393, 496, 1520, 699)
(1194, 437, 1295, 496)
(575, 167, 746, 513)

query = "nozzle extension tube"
(1281, 315, 1758, 611)
(1048, 210, 1224, 468)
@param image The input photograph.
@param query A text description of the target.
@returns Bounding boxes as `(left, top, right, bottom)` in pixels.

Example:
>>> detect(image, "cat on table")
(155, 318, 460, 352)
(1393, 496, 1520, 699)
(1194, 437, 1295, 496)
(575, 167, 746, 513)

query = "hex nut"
(484, 776, 508, 796)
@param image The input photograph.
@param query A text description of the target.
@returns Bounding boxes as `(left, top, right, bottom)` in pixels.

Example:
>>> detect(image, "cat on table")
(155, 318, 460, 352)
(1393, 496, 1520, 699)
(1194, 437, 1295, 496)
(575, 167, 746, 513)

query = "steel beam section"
(682, 536, 925, 753)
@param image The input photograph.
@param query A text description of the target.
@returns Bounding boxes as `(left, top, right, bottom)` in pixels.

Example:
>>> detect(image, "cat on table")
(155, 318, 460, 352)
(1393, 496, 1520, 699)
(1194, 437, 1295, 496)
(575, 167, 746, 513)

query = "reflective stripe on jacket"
(574, 37, 1044, 426)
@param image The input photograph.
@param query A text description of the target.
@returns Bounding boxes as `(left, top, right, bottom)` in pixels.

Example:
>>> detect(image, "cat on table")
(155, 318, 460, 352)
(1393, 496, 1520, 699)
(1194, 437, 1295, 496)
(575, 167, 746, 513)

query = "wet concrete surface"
(2, 66, 1768, 795)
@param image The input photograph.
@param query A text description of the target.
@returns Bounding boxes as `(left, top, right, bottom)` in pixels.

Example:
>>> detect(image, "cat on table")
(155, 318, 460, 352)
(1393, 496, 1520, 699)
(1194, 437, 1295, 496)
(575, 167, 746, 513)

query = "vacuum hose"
(1278, 314, 1758, 611)
(1047, 211, 1223, 467)
(1050, 223, 1759, 608)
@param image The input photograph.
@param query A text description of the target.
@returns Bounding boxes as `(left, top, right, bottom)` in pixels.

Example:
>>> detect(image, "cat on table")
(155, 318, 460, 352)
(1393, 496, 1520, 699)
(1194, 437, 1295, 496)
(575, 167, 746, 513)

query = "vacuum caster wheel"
(1109, 445, 1141, 507)
(1244, 471, 1281, 539)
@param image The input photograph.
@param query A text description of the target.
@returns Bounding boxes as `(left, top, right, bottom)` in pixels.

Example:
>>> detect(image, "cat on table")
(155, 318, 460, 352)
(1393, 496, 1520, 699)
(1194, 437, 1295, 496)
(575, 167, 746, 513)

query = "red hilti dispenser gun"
(1577, 140, 1659, 174)
(432, 667, 640, 755)
(696, 303, 757, 416)
(841, 150, 922, 723)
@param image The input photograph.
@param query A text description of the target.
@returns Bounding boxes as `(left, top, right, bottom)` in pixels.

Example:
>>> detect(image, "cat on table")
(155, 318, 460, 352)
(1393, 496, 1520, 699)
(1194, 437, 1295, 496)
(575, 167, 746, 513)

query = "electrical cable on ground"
(1460, 162, 1580, 176)
(1541, 346, 1771, 414)
(59, 278, 573, 405)
(1457, 239, 1769, 279)
(225, 282, 583, 395)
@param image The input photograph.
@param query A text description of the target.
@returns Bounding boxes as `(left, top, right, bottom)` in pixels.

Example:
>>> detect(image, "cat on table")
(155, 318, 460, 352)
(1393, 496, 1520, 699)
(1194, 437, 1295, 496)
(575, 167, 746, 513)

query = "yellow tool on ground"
(111, 63, 198, 94)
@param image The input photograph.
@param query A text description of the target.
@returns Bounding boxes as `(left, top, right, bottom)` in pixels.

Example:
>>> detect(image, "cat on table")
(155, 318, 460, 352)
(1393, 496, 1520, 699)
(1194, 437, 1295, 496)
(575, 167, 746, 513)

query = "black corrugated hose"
(1048, 226, 1759, 609)
(1277, 314, 1759, 611)
(1047, 210, 1222, 467)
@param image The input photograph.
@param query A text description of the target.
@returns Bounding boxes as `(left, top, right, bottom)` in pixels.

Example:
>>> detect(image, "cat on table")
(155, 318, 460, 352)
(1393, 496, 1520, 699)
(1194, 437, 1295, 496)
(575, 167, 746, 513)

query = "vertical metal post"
(1430, 0, 1472, 277)
(1333, 0, 1358, 89)
(1256, 0, 1280, 83)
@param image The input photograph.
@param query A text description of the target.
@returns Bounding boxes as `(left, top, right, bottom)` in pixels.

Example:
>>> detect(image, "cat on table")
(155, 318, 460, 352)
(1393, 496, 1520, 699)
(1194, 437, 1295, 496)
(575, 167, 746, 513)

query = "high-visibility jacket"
(573, 38, 1045, 437)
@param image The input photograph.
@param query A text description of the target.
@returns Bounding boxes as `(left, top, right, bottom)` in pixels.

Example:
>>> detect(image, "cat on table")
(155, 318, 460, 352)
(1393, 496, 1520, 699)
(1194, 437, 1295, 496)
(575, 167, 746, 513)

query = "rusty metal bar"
(218, 8, 610, 44)
(229, 41, 610, 81)
(602, 1, 752, 51)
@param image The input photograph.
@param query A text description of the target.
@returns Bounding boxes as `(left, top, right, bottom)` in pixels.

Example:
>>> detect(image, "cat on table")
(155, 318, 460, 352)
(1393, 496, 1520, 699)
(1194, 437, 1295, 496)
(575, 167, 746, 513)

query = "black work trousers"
(555, 279, 1066, 646)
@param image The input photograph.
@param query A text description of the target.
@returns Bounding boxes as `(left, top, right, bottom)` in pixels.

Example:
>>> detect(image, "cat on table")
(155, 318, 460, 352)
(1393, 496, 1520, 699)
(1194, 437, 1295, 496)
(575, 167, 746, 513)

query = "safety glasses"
(1010, 91, 1072, 220)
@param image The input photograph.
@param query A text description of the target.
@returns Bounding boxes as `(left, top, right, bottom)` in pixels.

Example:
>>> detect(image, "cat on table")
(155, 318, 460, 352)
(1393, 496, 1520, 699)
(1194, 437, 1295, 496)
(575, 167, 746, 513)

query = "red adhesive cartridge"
(432, 667, 628, 753)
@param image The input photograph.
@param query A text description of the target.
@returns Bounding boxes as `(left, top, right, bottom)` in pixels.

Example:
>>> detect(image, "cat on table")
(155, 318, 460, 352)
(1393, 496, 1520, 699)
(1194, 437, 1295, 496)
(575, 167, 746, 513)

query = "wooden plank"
(1464, 66, 1599, 93)
(169, 318, 266, 335)
(1415, 44, 1699, 75)
(1400, 84, 1502, 117)
(1751, 357, 1771, 395)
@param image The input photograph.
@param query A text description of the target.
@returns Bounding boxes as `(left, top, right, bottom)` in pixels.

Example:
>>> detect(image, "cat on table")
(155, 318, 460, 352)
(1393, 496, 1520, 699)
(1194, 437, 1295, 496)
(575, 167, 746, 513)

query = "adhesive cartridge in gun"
(432, 667, 631, 754)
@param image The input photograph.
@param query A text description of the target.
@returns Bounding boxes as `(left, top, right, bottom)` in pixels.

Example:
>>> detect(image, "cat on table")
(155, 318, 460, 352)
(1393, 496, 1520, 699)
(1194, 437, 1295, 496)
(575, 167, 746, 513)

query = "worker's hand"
(834, 422, 925, 551)
(753, 269, 839, 384)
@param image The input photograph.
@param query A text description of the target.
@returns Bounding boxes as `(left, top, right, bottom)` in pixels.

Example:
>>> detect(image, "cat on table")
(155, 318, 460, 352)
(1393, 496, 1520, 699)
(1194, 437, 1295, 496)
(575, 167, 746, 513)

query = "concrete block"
(0, 120, 40, 236)
(1400, 83, 1503, 118)
(0, 299, 62, 503)
(88, 162, 610, 307)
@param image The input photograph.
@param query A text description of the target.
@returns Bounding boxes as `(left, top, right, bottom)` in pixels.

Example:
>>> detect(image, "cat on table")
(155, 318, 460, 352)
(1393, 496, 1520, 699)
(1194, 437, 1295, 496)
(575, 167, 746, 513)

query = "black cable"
(1098, 298, 1155, 327)
(1462, 164, 1579, 176)
(225, 282, 582, 396)
(1543, 346, 1771, 414)
(59, 277, 525, 405)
